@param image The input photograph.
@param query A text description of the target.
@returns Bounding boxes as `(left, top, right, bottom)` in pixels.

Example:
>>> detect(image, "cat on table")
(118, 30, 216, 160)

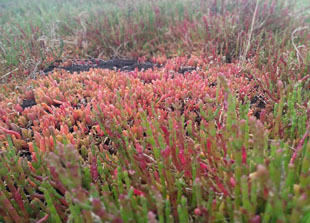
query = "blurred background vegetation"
(0, 0, 309, 80)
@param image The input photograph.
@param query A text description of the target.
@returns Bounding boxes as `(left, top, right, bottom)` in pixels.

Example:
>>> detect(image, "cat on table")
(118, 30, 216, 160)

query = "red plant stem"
(49, 180, 67, 198)
(14, 188, 29, 219)
(290, 122, 310, 164)
(31, 174, 48, 182)
(255, 78, 279, 103)
(299, 74, 310, 83)
(0, 126, 22, 139)
(264, 89, 279, 103)
(37, 214, 49, 223)
(90, 156, 99, 181)
(0, 191, 22, 223)
(31, 193, 45, 200)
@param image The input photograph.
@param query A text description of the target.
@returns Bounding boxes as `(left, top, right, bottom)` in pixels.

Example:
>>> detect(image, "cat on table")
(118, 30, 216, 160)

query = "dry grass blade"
(291, 26, 309, 68)
(239, 0, 260, 67)
(0, 68, 19, 82)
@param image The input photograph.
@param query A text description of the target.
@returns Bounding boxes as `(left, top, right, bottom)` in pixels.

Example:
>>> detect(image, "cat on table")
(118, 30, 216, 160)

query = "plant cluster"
(0, 55, 309, 222)
(0, 0, 310, 222)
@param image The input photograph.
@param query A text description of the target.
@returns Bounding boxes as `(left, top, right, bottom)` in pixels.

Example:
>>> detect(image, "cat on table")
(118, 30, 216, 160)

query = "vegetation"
(0, 0, 310, 222)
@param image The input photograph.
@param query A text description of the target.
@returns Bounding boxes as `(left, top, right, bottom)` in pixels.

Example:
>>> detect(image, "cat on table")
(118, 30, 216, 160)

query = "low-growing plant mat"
(1, 0, 310, 222)
(0, 55, 309, 222)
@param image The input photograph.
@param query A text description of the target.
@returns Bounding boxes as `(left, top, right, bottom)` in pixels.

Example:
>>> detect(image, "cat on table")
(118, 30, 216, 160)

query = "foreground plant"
(0, 55, 309, 222)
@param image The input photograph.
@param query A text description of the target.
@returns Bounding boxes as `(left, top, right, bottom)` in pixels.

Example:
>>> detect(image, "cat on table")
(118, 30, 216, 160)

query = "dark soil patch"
(19, 150, 32, 162)
(250, 95, 266, 109)
(43, 59, 198, 75)
(43, 59, 159, 74)
(209, 81, 217, 87)
(21, 99, 37, 109)
(178, 66, 196, 74)
(250, 95, 266, 119)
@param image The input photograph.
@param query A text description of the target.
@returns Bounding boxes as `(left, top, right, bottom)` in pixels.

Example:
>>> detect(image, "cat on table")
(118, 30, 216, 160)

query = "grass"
(0, 0, 310, 222)
(1, 0, 309, 80)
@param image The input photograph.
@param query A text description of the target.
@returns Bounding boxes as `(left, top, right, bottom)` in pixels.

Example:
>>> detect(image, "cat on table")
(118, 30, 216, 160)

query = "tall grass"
(0, 0, 309, 81)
